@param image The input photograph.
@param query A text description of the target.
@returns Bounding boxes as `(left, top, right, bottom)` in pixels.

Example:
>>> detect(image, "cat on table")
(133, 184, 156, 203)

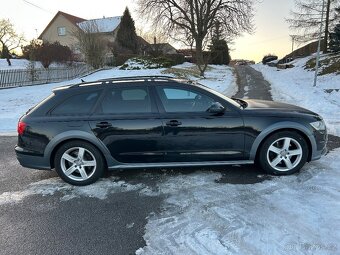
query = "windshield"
(195, 83, 243, 108)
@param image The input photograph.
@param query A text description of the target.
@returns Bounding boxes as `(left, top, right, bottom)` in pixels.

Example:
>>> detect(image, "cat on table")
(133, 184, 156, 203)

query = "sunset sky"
(1, 0, 297, 62)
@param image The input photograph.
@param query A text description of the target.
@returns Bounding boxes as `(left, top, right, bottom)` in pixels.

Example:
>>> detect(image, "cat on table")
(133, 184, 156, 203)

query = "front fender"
(249, 121, 316, 160)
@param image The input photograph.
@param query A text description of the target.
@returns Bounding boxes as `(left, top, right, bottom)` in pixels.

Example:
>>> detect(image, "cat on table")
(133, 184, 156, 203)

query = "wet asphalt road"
(1, 65, 339, 255)
(0, 136, 271, 255)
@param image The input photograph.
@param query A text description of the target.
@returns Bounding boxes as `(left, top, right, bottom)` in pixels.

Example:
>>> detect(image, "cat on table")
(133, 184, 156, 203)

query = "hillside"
(253, 54, 340, 136)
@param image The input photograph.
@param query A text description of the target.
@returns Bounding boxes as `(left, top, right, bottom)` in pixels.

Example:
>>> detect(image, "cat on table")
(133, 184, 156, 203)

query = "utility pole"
(314, 0, 326, 87)
(290, 35, 297, 52)
(323, 0, 331, 53)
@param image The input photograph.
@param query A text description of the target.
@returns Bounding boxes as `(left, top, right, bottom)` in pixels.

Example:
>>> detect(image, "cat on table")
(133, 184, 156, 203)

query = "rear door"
(89, 84, 164, 163)
(154, 84, 245, 162)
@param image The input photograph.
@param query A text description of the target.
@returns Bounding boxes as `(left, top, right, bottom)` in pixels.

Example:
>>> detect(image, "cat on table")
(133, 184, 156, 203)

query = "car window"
(157, 87, 215, 113)
(101, 87, 152, 114)
(51, 91, 100, 115)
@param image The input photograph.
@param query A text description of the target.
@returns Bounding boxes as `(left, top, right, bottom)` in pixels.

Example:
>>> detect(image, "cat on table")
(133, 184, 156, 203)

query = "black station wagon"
(15, 76, 327, 185)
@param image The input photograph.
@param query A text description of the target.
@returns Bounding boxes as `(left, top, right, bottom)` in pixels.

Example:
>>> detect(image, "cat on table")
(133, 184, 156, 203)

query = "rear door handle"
(96, 122, 112, 128)
(166, 120, 182, 127)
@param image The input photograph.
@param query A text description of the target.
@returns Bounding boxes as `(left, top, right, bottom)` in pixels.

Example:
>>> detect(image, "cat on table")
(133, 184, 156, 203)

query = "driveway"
(233, 65, 340, 149)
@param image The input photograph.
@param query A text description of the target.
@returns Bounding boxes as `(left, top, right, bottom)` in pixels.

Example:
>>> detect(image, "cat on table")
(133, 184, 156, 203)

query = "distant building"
(147, 43, 178, 55)
(38, 11, 122, 59)
(39, 11, 178, 61)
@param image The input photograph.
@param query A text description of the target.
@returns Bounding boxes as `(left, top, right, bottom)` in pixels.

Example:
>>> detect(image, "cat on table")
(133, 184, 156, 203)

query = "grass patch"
(305, 53, 340, 75)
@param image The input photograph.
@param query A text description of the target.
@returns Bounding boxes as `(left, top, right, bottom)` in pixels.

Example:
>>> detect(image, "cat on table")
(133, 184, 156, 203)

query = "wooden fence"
(0, 64, 94, 89)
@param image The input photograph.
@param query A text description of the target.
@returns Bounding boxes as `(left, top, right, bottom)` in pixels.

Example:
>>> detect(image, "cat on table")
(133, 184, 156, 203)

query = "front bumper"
(15, 146, 51, 170)
(310, 130, 328, 161)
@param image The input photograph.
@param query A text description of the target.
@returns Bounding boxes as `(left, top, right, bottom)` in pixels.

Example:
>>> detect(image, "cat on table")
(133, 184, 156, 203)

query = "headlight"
(310, 120, 326, 130)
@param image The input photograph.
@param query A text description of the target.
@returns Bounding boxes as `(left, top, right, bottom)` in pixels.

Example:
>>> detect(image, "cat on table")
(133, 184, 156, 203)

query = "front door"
(89, 84, 164, 163)
(154, 85, 245, 162)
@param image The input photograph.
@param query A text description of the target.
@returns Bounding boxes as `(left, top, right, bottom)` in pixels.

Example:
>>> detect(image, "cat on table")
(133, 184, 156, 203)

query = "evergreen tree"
(329, 23, 340, 52)
(116, 7, 138, 53)
(209, 21, 231, 65)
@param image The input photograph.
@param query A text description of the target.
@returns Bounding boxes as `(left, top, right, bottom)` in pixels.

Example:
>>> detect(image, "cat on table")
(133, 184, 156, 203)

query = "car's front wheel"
(54, 141, 105, 185)
(258, 131, 309, 175)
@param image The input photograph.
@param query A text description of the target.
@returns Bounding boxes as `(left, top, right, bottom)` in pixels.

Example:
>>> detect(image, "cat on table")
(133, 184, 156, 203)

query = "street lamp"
(313, 0, 326, 87)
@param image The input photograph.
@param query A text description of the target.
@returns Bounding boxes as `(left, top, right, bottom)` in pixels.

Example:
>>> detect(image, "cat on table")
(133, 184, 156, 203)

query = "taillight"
(17, 121, 27, 135)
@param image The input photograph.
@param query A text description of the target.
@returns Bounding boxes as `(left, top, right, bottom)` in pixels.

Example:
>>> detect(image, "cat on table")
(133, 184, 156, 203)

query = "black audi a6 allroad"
(15, 76, 327, 185)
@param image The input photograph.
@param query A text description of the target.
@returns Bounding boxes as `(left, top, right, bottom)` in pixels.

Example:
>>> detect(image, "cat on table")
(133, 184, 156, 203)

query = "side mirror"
(208, 102, 225, 115)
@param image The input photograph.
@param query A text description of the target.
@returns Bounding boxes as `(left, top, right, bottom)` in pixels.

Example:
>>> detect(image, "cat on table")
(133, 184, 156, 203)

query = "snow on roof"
(77, 16, 121, 33)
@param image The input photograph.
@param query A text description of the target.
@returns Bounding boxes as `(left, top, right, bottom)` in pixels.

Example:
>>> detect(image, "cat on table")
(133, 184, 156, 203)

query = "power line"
(22, 0, 53, 14)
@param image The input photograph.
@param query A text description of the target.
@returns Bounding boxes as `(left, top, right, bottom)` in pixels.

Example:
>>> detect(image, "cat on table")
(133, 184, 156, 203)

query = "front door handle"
(96, 122, 112, 129)
(166, 120, 182, 127)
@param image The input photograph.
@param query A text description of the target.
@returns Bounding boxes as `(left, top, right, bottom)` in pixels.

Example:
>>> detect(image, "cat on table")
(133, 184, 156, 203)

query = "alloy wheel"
(266, 137, 303, 172)
(60, 147, 97, 181)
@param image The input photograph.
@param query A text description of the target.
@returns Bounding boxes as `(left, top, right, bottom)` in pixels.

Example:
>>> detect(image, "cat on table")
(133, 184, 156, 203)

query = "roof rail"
(100, 75, 175, 81)
(70, 75, 177, 88)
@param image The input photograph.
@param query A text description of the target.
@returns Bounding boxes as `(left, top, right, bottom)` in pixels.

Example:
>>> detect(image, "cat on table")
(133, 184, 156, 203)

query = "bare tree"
(0, 19, 25, 66)
(287, 0, 339, 52)
(137, 0, 254, 76)
(72, 21, 107, 69)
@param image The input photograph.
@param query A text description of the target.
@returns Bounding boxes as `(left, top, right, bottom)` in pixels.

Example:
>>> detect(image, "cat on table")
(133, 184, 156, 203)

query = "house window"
(57, 27, 66, 36)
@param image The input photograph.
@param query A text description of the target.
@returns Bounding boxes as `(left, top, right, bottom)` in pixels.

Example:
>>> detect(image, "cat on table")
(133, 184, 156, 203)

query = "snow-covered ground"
(0, 59, 67, 70)
(0, 63, 236, 133)
(138, 149, 340, 255)
(253, 56, 340, 136)
(1, 149, 339, 255)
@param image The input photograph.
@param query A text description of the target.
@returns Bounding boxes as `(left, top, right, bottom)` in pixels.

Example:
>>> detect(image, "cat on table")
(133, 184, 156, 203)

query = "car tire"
(54, 140, 105, 186)
(258, 131, 308, 175)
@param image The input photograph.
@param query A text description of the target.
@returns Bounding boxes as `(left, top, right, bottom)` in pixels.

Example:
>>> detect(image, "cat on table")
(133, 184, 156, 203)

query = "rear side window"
(51, 91, 100, 115)
(100, 87, 152, 114)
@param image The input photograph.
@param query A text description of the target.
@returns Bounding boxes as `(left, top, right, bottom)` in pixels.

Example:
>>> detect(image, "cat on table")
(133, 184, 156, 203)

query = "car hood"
(242, 99, 316, 115)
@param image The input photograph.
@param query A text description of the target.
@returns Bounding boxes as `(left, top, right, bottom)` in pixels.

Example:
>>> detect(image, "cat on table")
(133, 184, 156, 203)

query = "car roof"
(53, 76, 194, 93)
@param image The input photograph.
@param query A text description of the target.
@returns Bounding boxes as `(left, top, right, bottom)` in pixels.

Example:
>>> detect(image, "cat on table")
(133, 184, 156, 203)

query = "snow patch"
(0, 176, 145, 205)
(137, 149, 340, 255)
(0, 59, 67, 70)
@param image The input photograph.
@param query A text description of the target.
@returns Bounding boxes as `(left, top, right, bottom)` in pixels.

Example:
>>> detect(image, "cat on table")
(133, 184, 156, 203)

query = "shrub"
(119, 56, 176, 70)
(115, 54, 139, 66)
(22, 41, 72, 68)
(21, 39, 41, 60)
(164, 54, 185, 65)
(35, 42, 72, 68)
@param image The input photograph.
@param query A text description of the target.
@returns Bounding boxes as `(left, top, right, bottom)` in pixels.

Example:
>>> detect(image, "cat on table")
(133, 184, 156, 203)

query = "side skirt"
(108, 160, 254, 170)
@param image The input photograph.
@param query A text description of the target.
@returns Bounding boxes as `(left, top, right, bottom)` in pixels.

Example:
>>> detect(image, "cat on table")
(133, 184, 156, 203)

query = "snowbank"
(253, 56, 340, 136)
(0, 59, 67, 70)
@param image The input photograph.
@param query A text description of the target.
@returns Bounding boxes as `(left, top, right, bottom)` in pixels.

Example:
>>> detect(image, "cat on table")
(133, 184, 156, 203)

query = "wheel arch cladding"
(44, 131, 115, 169)
(250, 122, 314, 162)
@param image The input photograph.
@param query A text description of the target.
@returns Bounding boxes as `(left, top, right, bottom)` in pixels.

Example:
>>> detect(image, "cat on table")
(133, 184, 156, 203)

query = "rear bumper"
(15, 146, 51, 170)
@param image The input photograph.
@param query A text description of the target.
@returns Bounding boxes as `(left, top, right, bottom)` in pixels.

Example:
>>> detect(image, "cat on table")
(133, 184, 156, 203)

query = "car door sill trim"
(109, 160, 254, 169)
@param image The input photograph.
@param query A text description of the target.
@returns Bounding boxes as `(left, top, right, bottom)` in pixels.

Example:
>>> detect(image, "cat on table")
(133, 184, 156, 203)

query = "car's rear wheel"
(258, 131, 308, 175)
(54, 141, 105, 185)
